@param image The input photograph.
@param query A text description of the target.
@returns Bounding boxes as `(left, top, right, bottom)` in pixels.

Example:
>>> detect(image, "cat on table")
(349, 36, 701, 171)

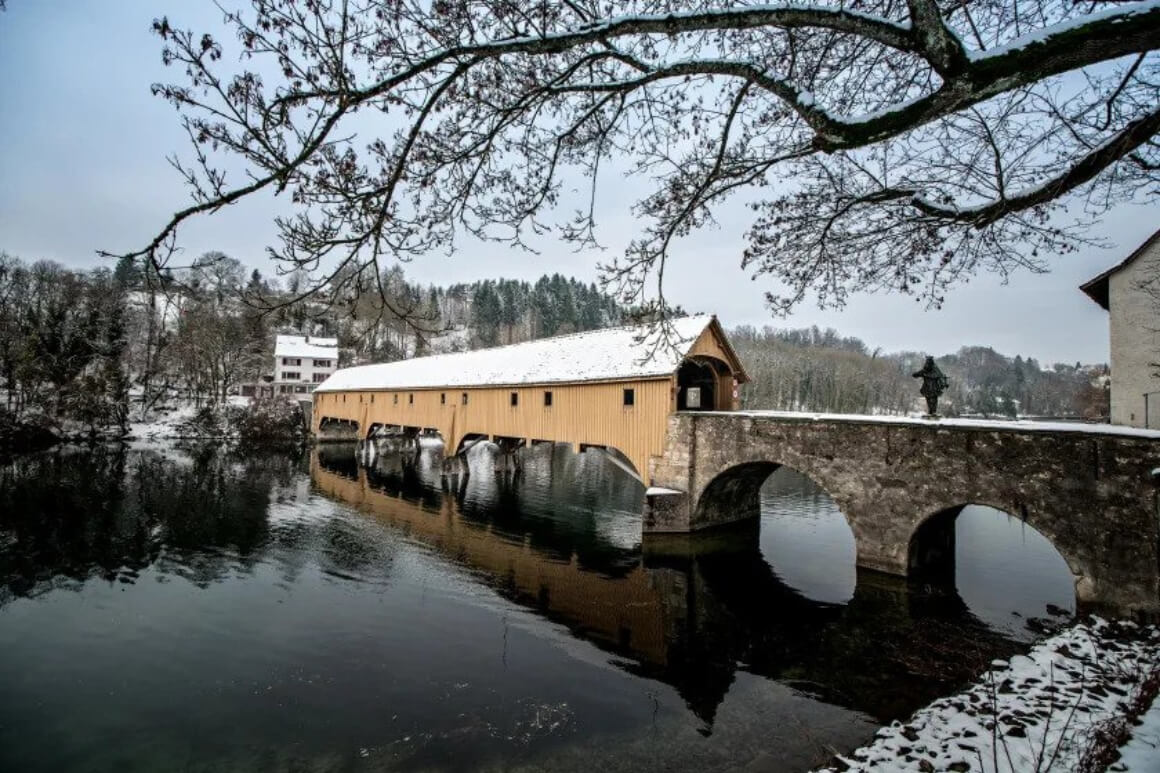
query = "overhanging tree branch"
(118, 0, 1160, 317)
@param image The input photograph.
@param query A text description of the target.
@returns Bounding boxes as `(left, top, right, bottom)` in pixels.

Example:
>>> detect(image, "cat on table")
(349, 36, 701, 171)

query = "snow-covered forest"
(0, 250, 1108, 436)
(0, 251, 626, 430)
(734, 326, 1109, 418)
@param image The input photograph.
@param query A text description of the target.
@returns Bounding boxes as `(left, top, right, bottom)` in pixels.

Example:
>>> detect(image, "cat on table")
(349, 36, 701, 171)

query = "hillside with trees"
(734, 326, 1108, 418)
(0, 251, 628, 438)
(0, 249, 1108, 448)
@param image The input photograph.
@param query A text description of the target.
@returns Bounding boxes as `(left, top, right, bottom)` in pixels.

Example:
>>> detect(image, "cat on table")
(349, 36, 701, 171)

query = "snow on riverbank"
(816, 618, 1160, 772)
(1112, 690, 1160, 771)
(127, 397, 251, 440)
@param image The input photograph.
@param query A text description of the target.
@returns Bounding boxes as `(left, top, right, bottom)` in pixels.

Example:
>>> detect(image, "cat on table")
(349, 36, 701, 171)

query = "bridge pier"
(441, 452, 469, 479)
(492, 437, 525, 475)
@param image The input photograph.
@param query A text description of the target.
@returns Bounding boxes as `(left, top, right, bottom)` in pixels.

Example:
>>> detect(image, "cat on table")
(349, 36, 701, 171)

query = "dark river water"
(0, 442, 1076, 773)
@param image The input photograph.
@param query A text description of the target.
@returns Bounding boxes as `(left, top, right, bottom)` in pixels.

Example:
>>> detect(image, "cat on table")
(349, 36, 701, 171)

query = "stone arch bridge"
(645, 413, 1160, 616)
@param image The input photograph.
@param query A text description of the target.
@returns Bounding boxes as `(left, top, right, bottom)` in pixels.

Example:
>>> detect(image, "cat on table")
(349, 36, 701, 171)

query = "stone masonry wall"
(648, 413, 1160, 615)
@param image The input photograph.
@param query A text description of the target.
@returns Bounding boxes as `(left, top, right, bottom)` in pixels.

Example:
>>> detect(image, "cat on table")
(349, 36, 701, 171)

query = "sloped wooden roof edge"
(1080, 227, 1160, 311)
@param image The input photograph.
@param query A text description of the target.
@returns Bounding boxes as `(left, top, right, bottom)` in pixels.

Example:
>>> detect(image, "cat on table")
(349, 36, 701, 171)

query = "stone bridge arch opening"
(697, 461, 857, 604)
(910, 503, 1077, 632)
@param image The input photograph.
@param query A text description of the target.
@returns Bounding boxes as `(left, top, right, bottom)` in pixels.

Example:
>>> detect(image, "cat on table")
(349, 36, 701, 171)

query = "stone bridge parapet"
(646, 412, 1160, 615)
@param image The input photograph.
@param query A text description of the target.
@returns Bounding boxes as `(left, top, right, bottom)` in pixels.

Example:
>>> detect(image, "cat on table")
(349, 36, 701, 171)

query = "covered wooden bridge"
(312, 314, 748, 479)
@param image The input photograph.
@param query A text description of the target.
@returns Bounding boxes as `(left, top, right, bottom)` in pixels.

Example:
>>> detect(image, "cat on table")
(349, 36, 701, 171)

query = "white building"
(272, 335, 339, 395)
(1080, 228, 1160, 428)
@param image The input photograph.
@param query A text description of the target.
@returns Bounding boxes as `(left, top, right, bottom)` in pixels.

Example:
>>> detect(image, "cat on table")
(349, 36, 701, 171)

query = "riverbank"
(815, 617, 1160, 772)
(0, 397, 307, 457)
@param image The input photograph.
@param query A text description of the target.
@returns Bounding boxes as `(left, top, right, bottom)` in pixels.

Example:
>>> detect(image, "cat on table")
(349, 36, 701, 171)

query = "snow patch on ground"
(127, 403, 202, 440)
(1112, 691, 1160, 771)
(815, 618, 1160, 772)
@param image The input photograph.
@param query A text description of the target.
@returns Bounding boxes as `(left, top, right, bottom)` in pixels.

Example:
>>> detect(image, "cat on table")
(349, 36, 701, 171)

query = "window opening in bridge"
(510, 392, 519, 407)
(544, 391, 552, 407)
(409, 394, 414, 405)
(342, 395, 346, 403)
(441, 393, 446, 405)
(623, 388, 634, 406)
(370, 394, 374, 403)
(461, 393, 468, 405)
(392, 394, 398, 404)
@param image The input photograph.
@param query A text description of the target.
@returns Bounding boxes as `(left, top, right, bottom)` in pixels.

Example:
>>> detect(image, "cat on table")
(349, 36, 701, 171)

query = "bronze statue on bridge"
(912, 356, 948, 417)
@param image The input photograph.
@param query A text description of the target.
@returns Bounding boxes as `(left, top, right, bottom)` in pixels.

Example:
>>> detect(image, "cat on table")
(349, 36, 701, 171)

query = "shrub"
(235, 397, 306, 447)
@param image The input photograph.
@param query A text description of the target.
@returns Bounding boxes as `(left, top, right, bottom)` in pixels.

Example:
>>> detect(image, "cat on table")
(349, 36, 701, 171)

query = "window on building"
(279, 385, 291, 394)
(313, 373, 327, 383)
(510, 392, 519, 407)
(409, 394, 414, 404)
(283, 371, 301, 381)
(461, 393, 468, 405)
(440, 393, 446, 405)
(281, 357, 301, 366)
(623, 388, 635, 406)
(313, 359, 331, 368)
(544, 391, 553, 407)
(295, 386, 307, 394)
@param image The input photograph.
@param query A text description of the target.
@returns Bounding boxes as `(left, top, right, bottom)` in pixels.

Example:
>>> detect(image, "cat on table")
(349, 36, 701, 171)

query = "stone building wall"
(1109, 241, 1160, 427)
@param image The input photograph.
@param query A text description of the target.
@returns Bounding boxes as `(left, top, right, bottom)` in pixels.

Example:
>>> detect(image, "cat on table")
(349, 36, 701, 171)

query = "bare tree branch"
(116, 0, 1160, 320)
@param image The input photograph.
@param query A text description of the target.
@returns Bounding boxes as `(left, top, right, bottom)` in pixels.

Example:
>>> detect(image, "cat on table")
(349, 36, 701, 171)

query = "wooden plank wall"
(313, 322, 745, 480)
(313, 377, 674, 479)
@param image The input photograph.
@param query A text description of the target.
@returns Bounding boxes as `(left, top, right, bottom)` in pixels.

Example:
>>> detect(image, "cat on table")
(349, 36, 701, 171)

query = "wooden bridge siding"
(314, 377, 674, 477)
(649, 413, 1160, 615)
(311, 458, 669, 663)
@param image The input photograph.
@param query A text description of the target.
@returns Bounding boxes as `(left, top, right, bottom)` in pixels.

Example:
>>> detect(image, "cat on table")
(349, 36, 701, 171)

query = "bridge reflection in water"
(313, 442, 1022, 726)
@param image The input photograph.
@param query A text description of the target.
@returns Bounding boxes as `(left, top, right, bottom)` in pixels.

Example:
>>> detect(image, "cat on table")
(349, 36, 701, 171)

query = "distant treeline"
(0, 249, 1107, 434)
(0, 251, 629, 430)
(732, 325, 1108, 418)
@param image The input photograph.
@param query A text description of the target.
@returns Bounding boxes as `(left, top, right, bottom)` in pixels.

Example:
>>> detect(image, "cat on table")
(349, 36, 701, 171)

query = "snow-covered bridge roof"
(316, 315, 734, 391)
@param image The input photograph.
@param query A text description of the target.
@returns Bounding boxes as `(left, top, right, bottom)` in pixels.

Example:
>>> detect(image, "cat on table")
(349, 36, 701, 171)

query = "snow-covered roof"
(275, 335, 338, 359)
(316, 315, 720, 391)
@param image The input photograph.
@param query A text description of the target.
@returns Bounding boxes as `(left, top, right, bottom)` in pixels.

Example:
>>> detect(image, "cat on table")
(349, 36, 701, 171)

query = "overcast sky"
(1, 1, 1156, 365)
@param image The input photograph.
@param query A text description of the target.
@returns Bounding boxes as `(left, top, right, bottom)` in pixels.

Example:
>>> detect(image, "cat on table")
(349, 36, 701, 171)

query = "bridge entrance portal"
(677, 356, 731, 411)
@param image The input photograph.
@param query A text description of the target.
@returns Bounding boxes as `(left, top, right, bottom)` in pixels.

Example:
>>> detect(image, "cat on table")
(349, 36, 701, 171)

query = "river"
(0, 442, 1075, 772)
